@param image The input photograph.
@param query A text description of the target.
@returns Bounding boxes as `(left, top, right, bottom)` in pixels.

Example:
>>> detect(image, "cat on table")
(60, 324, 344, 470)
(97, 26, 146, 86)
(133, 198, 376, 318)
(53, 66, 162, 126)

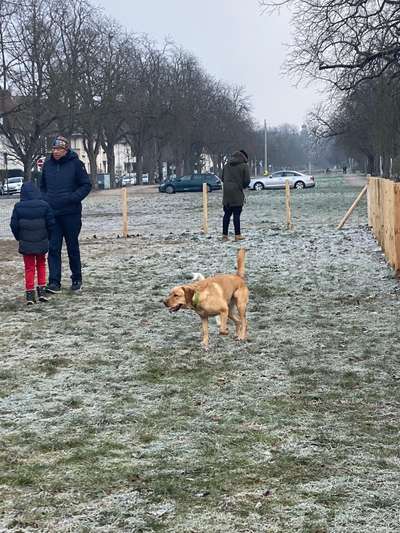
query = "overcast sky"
(94, 0, 322, 128)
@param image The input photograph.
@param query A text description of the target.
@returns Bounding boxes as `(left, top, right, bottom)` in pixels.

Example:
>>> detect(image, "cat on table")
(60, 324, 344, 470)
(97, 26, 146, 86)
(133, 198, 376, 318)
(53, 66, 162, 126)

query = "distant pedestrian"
(221, 149, 251, 241)
(40, 135, 91, 293)
(10, 182, 55, 305)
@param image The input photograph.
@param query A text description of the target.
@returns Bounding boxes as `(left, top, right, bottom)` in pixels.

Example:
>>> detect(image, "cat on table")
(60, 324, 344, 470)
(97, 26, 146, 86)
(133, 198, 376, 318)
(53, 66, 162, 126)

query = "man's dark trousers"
(48, 213, 82, 286)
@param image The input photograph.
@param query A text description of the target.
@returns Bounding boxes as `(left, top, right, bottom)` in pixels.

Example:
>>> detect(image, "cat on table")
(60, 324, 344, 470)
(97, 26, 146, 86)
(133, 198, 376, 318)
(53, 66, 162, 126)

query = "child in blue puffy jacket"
(10, 181, 55, 305)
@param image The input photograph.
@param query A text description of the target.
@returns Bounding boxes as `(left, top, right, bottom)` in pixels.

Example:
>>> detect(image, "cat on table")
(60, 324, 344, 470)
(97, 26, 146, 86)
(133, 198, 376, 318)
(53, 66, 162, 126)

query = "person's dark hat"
(52, 135, 69, 150)
(239, 149, 248, 162)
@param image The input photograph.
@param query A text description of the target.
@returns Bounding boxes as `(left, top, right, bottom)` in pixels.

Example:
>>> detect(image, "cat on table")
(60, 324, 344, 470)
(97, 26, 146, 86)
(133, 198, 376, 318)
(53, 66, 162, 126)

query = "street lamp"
(264, 119, 268, 175)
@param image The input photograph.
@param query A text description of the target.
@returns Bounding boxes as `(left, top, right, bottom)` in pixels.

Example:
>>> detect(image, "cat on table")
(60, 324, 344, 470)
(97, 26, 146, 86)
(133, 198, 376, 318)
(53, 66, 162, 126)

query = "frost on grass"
(1, 176, 400, 532)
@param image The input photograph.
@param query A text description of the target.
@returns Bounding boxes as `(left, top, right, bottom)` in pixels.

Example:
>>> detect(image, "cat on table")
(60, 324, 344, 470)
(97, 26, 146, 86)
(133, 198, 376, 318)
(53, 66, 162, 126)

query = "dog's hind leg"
(228, 302, 241, 337)
(234, 287, 249, 340)
(237, 304, 247, 340)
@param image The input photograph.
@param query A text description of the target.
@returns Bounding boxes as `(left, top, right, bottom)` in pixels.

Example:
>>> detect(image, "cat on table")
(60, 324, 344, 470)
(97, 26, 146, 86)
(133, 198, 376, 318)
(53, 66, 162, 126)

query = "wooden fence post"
(285, 179, 292, 229)
(202, 182, 208, 234)
(121, 187, 128, 238)
(337, 184, 368, 230)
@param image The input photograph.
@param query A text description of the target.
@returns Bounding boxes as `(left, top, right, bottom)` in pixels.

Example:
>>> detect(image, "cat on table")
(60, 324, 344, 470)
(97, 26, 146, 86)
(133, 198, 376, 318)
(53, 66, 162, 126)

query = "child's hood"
(20, 181, 42, 201)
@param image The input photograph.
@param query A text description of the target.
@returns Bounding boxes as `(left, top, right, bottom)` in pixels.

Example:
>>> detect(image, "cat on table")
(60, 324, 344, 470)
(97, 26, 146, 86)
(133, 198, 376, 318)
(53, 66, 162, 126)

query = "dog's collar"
(192, 291, 200, 307)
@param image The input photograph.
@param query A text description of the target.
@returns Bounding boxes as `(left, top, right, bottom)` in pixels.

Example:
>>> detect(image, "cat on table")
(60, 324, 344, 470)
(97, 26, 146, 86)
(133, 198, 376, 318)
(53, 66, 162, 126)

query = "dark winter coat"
(221, 151, 251, 207)
(40, 149, 91, 216)
(10, 182, 55, 255)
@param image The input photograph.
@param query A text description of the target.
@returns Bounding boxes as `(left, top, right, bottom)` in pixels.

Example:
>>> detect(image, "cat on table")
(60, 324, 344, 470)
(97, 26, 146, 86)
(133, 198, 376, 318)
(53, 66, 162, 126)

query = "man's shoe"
(37, 286, 49, 302)
(235, 234, 245, 241)
(46, 283, 61, 294)
(222, 235, 229, 242)
(26, 290, 36, 305)
(71, 280, 82, 292)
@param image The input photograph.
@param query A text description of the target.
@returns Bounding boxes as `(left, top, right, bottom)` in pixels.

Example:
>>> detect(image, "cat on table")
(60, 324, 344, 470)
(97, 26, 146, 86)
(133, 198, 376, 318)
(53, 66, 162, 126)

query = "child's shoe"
(37, 286, 49, 302)
(26, 290, 36, 305)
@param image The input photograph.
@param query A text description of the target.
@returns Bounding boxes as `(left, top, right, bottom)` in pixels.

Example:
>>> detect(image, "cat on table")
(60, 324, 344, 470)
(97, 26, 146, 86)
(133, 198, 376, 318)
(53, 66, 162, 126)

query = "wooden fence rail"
(368, 177, 400, 272)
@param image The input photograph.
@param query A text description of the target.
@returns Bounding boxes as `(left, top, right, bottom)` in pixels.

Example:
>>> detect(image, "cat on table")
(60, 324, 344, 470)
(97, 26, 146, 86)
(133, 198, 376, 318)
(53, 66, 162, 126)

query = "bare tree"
(122, 38, 172, 183)
(0, 0, 58, 179)
(47, 0, 95, 136)
(260, 0, 400, 91)
(99, 26, 132, 185)
(308, 77, 400, 174)
(0, 0, 260, 186)
(47, 0, 106, 186)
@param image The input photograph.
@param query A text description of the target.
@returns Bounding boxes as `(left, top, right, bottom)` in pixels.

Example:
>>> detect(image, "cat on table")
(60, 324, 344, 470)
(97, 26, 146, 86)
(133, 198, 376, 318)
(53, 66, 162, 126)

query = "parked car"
(159, 173, 222, 194)
(121, 176, 132, 187)
(249, 171, 315, 191)
(1, 176, 24, 195)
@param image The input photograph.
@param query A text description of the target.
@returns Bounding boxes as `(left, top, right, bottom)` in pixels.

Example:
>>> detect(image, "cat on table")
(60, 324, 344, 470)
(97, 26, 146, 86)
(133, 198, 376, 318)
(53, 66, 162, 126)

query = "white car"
(1, 176, 24, 195)
(120, 176, 132, 187)
(249, 171, 315, 191)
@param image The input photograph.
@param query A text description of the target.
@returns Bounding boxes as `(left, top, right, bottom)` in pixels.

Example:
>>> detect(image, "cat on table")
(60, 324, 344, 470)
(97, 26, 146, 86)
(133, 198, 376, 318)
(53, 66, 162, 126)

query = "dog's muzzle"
(169, 304, 182, 313)
(164, 300, 182, 313)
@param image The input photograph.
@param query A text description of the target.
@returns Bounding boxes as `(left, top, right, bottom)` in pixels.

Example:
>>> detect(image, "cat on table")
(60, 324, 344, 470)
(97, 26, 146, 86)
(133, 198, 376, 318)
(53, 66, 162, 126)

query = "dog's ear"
(183, 285, 195, 305)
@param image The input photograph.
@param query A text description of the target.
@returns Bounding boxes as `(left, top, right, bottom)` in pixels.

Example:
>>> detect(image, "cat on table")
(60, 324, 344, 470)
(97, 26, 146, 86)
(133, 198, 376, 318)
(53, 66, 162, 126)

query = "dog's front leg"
(201, 317, 209, 350)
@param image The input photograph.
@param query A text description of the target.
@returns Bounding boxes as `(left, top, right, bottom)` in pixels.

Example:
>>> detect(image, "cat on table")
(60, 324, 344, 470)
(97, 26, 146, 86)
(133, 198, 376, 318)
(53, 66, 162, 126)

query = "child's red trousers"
(23, 254, 46, 291)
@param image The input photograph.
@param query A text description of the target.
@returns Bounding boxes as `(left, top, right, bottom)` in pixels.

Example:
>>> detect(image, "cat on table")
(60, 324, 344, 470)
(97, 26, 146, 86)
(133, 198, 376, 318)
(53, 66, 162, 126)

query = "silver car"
(249, 170, 315, 191)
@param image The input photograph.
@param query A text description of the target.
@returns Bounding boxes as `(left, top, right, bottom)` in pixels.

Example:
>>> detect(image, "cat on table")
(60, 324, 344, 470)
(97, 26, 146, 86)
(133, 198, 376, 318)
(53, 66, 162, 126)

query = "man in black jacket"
(41, 135, 91, 293)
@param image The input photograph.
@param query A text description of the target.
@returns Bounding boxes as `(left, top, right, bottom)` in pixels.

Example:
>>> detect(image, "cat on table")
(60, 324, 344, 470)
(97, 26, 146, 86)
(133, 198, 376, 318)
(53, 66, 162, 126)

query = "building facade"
(70, 134, 134, 176)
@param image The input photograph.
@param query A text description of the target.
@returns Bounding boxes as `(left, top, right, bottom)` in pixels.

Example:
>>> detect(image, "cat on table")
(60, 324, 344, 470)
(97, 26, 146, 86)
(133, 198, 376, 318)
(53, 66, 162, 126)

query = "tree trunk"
(367, 154, 375, 175)
(184, 151, 192, 174)
(136, 153, 143, 185)
(149, 137, 158, 184)
(105, 144, 116, 187)
(84, 136, 101, 190)
(23, 155, 33, 181)
(87, 152, 97, 189)
(218, 154, 225, 177)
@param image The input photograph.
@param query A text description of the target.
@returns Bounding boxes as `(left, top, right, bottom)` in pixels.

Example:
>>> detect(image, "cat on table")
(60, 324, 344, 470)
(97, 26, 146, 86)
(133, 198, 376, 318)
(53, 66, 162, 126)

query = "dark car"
(159, 173, 222, 194)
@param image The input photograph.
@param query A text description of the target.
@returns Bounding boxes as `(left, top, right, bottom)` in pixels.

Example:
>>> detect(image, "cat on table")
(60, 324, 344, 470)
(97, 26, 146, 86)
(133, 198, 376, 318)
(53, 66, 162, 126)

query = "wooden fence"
(368, 177, 400, 272)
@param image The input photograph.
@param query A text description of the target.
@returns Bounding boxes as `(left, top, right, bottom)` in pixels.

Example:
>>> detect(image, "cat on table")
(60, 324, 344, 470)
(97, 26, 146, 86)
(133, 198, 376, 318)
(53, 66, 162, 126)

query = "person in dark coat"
(221, 149, 251, 241)
(10, 181, 55, 305)
(40, 135, 91, 293)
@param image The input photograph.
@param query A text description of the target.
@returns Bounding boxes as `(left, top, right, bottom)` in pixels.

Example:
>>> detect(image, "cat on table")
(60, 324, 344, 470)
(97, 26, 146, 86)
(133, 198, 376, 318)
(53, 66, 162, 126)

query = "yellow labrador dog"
(163, 249, 249, 349)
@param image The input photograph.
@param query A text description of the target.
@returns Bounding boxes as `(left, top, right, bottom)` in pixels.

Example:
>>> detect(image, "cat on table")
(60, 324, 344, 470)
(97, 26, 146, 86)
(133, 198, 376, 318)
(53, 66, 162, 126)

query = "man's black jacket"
(41, 149, 91, 216)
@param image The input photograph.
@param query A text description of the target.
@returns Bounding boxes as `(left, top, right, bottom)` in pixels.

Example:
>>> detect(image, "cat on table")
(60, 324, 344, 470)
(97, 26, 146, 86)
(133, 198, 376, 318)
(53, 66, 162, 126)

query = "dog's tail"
(236, 248, 246, 278)
(191, 272, 205, 282)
